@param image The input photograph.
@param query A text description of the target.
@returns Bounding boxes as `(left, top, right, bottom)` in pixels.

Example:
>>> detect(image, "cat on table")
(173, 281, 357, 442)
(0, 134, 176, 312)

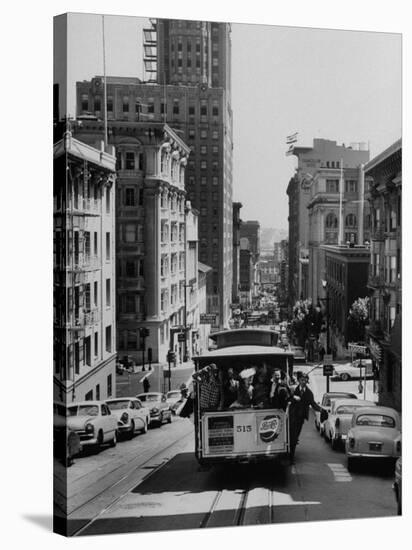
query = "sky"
(60, 13, 401, 230)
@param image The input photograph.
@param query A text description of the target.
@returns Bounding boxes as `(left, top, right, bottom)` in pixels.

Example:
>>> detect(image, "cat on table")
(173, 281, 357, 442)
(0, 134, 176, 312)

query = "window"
(84, 336, 91, 366)
(85, 283, 91, 310)
(212, 146, 218, 155)
(188, 106, 195, 116)
(85, 390, 93, 401)
(390, 209, 397, 231)
(201, 161, 207, 170)
(125, 152, 135, 170)
(200, 145, 207, 154)
(389, 306, 396, 328)
(173, 100, 179, 115)
(106, 188, 110, 213)
(125, 224, 136, 242)
(148, 100, 154, 113)
(94, 332, 98, 356)
(107, 374, 112, 397)
(161, 290, 167, 312)
(161, 102, 167, 115)
(187, 57, 192, 68)
(200, 129, 207, 139)
(127, 330, 137, 350)
(94, 96, 101, 112)
(212, 130, 218, 140)
(345, 213, 357, 227)
(106, 232, 110, 259)
(125, 295, 135, 313)
(212, 176, 218, 186)
(345, 180, 357, 193)
(135, 100, 141, 118)
(106, 279, 111, 307)
(123, 96, 129, 113)
(116, 151, 122, 170)
(94, 281, 98, 307)
(178, 41, 182, 51)
(107, 96, 113, 112)
(326, 179, 339, 193)
(125, 188, 135, 206)
(390, 256, 397, 283)
(95, 384, 100, 400)
(81, 94, 89, 111)
(84, 232, 91, 260)
(138, 188, 143, 205)
(200, 104, 207, 116)
(212, 105, 219, 116)
(325, 213, 338, 228)
(105, 326, 112, 353)
(126, 261, 136, 277)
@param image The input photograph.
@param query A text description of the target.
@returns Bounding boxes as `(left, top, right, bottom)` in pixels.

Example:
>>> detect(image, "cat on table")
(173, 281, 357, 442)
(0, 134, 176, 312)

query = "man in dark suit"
(288, 373, 323, 464)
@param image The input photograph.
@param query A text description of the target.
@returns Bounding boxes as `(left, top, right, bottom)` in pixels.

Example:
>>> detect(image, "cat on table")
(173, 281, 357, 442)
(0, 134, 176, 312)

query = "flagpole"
(338, 158, 344, 245)
(102, 15, 108, 148)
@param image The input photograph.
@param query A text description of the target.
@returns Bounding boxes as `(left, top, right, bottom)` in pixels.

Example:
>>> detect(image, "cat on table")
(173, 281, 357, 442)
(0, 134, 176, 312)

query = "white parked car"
(314, 391, 357, 435)
(345, 406, 401, 471)
(166, 390, 184, 414)
(136, 392, 173, 426)
(333, 360, 374, 381)
(67, 401, 118, 451)
(106, 398, 150, 439)
(323, 398, 376, 450)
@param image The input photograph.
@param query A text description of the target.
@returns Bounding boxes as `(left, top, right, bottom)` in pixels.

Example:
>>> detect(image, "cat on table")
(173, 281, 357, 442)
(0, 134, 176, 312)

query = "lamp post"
(321, 280, 330, 354)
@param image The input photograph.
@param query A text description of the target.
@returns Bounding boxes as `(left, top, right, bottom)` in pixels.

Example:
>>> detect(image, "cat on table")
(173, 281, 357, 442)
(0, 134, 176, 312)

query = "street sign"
(200, 313, 217, 324)
(323, 364, 334, 376)
(177, 332, 185, 342)
(323, 354, 333, 364)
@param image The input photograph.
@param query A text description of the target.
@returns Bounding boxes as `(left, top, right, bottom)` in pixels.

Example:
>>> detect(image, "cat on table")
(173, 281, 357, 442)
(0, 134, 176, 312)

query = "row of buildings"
(53, 17, 261, 403)
(286, 137, 402, 411)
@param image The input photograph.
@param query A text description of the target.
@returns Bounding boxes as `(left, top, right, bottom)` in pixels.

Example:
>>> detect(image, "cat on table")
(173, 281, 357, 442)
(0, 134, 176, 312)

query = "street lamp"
(321, 279, 330, 355)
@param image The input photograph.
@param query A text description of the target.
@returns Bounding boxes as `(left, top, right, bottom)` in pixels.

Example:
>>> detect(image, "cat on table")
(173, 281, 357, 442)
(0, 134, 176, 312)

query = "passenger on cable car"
(252, 365, 271, 408)
(269, 369, 290, 411)
(195, 363, 222, 411)
(220, 367, 240, 409)
(230, 367, 256, 408)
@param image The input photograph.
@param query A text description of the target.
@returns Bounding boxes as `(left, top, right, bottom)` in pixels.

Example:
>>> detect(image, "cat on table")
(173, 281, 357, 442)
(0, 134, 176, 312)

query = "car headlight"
(85, 423, 94, 434)
(348, 437, 355, 448)
(151, 407, 159, 414)
(121, 412, 129, 423)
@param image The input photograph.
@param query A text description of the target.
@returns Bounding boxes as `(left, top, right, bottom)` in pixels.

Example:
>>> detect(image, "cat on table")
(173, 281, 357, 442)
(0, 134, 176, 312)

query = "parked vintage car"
(323, 398, 376, 450)
(345, 406, 401, 471)
(136, 392, 173, 426)
(67, 401, 118, 451)
(290, 345, 306, 364)
(314, 392, 357, 435)
(393, 457, 402, 515)
(53, 402, 81, 466)
(166, 390, 183, 413)
(333, 360, 374, 381)
(106, 398, 150, 439)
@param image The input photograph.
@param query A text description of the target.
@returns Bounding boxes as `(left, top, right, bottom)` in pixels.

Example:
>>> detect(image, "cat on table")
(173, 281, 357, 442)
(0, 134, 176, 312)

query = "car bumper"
(149, 413, 162, 423)
(117, 422, 133, 432)
(347, 451, 396, 459)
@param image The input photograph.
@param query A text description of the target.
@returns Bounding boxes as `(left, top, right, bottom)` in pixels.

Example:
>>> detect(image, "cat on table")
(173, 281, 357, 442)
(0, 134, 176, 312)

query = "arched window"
(345, 213, 357, 227)
(325, 213, 338, 228)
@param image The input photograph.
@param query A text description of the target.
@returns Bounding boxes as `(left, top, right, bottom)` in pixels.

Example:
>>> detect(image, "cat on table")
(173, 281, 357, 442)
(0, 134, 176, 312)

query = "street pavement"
(57, 359, 394, 536)
(116, 359, 195, 398)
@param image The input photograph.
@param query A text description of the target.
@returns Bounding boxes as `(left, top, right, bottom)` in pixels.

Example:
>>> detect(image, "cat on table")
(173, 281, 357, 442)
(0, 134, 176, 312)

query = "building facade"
(73, 119, 192, 366)
(232, 202, 242, 304)
(322, 245, 370, 356)
(53, 132, 117, 403)
(240, 220, 261, 298)
(145, 18, 233, 328)
(365, 139, 402, 411)
(287, 139, 370, 306)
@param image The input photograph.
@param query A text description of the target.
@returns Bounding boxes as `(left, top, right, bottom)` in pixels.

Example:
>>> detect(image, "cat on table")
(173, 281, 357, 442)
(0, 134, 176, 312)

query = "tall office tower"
(148, 18, 233, 329)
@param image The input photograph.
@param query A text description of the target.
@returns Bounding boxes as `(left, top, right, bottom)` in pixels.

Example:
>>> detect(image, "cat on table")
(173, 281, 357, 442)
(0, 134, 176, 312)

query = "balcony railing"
(368, 274, 385, 288)
(66, 309, 100, 330)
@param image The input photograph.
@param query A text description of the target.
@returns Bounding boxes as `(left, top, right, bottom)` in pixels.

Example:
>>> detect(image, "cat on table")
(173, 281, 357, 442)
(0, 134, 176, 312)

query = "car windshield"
(68, 405, 99, 416)
(356, 414, 395, 428)
(107, 400, 129, 410)
(167, 391, 180, 399)
(139, 394, 160, 402)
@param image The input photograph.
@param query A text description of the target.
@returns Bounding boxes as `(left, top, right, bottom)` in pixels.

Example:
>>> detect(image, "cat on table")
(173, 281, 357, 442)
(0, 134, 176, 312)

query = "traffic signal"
(167, 350, 176, 363)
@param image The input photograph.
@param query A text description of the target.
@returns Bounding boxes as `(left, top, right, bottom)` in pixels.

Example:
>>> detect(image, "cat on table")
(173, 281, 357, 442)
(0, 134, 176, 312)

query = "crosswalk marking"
(327, 463, 352, 482)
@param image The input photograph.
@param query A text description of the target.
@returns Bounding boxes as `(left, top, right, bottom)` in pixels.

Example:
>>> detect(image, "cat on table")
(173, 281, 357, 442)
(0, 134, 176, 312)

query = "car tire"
(96, 430, 104, 453)
(142, 419, 148, 434)
(340, 373, 350, 382)
(167, 413, 172, 424)
(128, 421, 135, 440)
(109, 430, 117, 447)
(347, 457, 356, 472)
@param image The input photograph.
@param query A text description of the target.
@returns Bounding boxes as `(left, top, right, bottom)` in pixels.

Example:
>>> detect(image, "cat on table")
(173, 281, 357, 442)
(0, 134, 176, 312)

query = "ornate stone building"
(365, 139, 402, 411)
(53, 132, 117, 403)
(73, 120, 193, 365)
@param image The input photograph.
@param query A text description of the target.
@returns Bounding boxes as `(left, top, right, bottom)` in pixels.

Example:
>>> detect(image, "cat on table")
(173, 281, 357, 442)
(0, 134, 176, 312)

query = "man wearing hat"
(288, 373, 324, 464)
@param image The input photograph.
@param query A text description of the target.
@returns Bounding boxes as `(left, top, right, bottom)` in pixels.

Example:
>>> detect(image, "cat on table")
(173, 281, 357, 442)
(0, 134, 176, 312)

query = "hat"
(180, 383, 187, 390)
(239, 367, 256, 380)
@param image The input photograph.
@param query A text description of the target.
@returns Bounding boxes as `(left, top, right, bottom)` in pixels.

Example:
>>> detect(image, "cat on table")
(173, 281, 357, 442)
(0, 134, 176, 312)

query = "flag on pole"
(286, 132, 298, 144)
